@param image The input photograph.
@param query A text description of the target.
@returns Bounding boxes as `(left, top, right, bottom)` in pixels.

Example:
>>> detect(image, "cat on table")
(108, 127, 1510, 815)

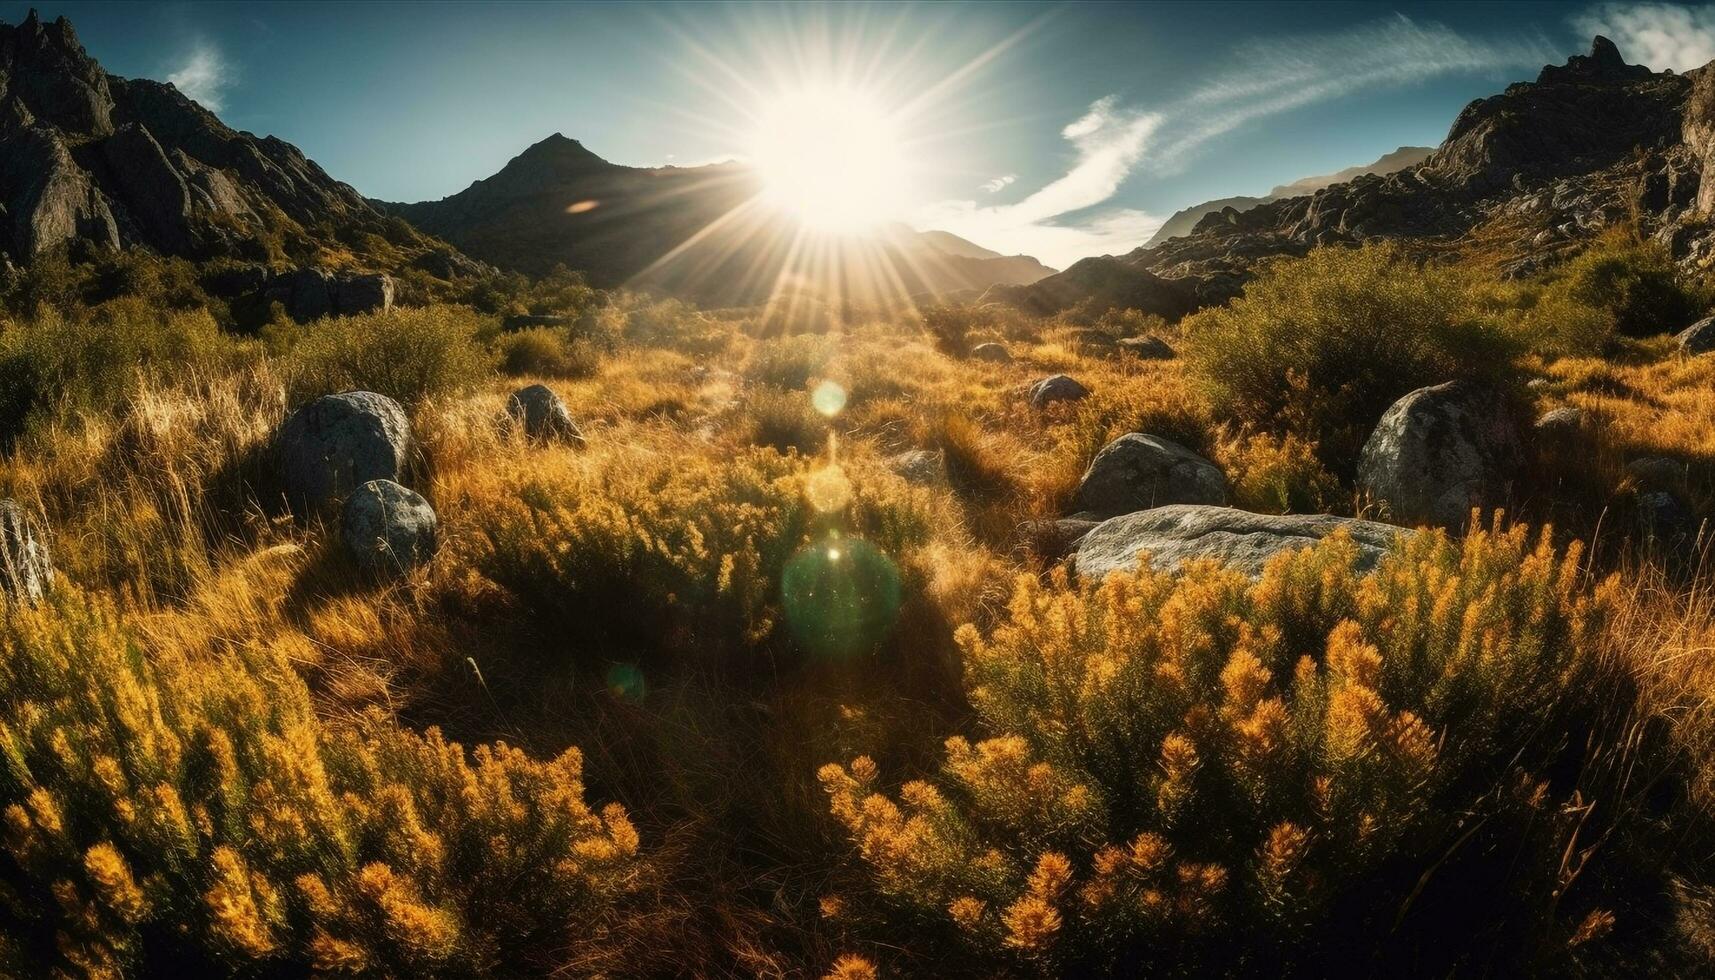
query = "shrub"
(1553, 232, 1706, 337)
(745, 334, 835, 390)
(466, 441, 944, 663)
(1221, 431, 1343, 514)
(283, 304, 494, 406)
(499, 327, 601, 379)
(823, 525, 1640, 975)
(0, 585, 639, 975)
(1184, 244, 1521, 472)
(741, 384, 829, 455)
(921, 306, 979, 358)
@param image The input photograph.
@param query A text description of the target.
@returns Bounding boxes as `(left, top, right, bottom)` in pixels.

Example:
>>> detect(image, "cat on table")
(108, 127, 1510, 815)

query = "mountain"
(992, 37, 1707, 318)
(1143, 146, 1434, 247)
(383, 136, 1055, 306)
(0, 9, 451, 275)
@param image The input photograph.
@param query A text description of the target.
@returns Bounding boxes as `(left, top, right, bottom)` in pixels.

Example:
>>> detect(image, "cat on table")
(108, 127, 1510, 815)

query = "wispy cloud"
(980, 174, 1017, 193)
(1573, 3, 1715, 71)
(919, 15, 1552, 269)
(167, 42, 233, 112)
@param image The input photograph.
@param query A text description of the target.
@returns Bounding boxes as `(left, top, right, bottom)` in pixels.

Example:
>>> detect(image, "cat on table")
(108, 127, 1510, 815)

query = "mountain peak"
(1538, 34, 1653, 84)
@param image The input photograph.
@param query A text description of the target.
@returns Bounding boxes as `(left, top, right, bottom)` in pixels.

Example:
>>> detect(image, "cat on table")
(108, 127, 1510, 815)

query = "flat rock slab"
(1075, 504, 1411, 580)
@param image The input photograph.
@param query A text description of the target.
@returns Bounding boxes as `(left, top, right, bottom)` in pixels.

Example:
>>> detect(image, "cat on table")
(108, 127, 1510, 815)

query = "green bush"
(283, 304, 494, 406)
(823, 525, 1641, 975)
(1552, 233, 1706, 337)
(1184, 244, 1521, 473)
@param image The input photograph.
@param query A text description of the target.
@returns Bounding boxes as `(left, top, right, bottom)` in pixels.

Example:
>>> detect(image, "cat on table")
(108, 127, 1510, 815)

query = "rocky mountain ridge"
(383, 133, 1056, 307)
(992, 37, 1713, 318)
(0, 9, 450, 278)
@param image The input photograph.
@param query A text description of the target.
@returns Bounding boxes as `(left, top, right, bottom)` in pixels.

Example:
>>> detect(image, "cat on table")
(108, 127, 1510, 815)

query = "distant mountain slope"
(1144, 146, 1434, 247)
(992, 37, 1710, 318)
(383, 136, 1055, 306)
(0, 9, 445, 271)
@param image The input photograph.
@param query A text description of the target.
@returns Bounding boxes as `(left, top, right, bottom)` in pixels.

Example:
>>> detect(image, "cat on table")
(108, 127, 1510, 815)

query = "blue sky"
(8, 1, 1714, 267)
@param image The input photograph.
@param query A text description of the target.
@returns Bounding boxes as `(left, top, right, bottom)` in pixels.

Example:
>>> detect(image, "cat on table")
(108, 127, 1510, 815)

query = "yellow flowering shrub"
(0, 587, 639, 975)
(823, 524, 1632, 974)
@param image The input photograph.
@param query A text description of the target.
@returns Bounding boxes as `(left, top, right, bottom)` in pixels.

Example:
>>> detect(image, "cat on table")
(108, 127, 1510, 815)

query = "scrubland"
(0, 233, 1712, 976)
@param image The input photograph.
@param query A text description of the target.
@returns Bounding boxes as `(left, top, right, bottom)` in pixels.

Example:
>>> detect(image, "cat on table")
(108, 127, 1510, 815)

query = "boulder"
(266, 267, 334, 321)
(1678, 315, 1715, 356)
(278, 391, 413, 512)
(1117, 335, 1176, 360)
(970, 342, 1012, 363)
(1533, 405, 1589, 444)
(1358, 381, 1523, 529)
(341, 479, 438, 575)
(0, 500, 53, 604)
(1626, 455, 1687, 489)
(1072, 433, 1228, 517)
(333, 273, 394, 316)
(1636, 491, 1698, 547)
(887, 449, 945, 486)
(1028, 374, 1089, 410)
(1075, 504, 1408, 580)
(507, 383, 582, 441)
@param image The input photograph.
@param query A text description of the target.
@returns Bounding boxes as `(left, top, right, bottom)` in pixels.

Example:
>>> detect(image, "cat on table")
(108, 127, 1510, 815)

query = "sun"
(750, 87, 911, 234)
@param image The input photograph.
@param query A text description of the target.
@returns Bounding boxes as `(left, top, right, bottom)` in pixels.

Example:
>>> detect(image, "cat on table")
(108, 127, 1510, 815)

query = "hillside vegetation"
(0, 234, 1712, 978)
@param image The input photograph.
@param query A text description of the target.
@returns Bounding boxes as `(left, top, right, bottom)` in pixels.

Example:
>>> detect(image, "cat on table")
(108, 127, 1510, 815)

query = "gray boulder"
(0, 500, 53, 604)
(333, 273, 394, 316)
(1075, 504, 1408, 580)
(1072, 433, 1228, 517)
(278, 391, 413, 512)
(1117, 335, 1176, 360)
(507, 384, 582, 441)
(1028, 374, 1089, 410)
(1358, 381, 1523, 529)
(887, 449, 946, 486)
(970, 342, 1012, 363)
(1678, 315, 1715, 356)
(341, 479, 438, 575)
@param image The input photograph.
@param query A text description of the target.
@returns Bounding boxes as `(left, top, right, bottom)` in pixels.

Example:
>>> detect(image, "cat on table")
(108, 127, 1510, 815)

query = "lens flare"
(805, 464, 852, 513)
(781, 536, 902, 659)
(751, 87, 910, 232)
(605, 662, 647, 703)
(812, 380, 847, 417)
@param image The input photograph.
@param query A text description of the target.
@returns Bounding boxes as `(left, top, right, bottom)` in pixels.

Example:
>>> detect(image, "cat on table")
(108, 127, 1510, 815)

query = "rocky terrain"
(991, 37, 1711, 316)
(383, 133, 1056, 306)
(1143, 145, 1433, 246)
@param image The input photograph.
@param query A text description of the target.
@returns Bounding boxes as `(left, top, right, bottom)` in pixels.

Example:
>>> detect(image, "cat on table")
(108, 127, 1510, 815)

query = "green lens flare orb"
(605, 662, 646, 703)
(781, 537, 901, 659)
(811, 380, 847, 417)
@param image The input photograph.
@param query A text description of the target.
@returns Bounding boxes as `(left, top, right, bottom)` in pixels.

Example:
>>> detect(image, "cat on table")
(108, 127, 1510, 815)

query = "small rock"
(1028, 374, 1089, 411)
(0, 500, 53, 605)
(278, 391, 413, 512)
(1678, 315, 1715, 356)
(1637, 491, 1698, 546)
(887, 449, 946, 486)
(1626, 456, 1687, 489)
(1073, 433, 1228, 517)
(1075, 504, 1409, 580)
(341, 480, 438, 576)
(507, 384, 582, 441)
(1534, 405, 1588, 437)
(1358, 381, 1523, 530)
(1117, 335, 1176, 360)
(970, 342, 1012, 363)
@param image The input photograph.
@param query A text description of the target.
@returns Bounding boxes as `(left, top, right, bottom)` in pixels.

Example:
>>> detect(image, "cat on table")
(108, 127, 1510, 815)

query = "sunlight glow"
(751, 87, 911, 232)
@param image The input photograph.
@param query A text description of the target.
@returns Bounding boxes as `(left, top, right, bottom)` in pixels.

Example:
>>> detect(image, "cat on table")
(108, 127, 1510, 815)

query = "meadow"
(0, 234, 1712, 977)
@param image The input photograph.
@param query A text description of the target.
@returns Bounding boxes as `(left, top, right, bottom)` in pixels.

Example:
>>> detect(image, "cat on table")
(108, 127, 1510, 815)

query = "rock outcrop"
(260, 269, 395, 320)
(1358, 381, 1524, 529)
(341, 479, 438, 575)
(278, 391, 413, 512)
(1677, 315, 1715, 355)
(1075, 504, 1408, 579)
(1072, 433, 1228, 517)
(0, 499, 53, 604)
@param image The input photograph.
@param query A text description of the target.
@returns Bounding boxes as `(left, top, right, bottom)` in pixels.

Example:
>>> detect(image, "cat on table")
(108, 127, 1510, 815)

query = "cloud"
(980, 174, 1017, 193)
(917, 15, 1552, 269)
(167, 42, 233, 112)
(1572, 3, 1715, 71)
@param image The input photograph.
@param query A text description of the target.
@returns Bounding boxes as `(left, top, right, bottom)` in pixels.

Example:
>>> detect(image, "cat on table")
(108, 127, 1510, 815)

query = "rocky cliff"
(994, 37, 1712, 317)
(0, 9, 443, 273)
(383, 134, 1056, 306)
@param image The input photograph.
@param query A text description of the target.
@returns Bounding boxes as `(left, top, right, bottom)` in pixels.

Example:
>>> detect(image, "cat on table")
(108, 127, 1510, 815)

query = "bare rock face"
(341, 479, 437, 576)
(0, 499, 53, 604)
(1358, 381, 1524, 530)
(506, 383, 582, 441)
(1072, 433, 1228, 517)
(1678, 315, 1715, 355)
(1075, 504, 1408, 580)
(260, 269, 396, 320)
(1028, 374, 1089, 411)
(278, 391, 413, 512)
